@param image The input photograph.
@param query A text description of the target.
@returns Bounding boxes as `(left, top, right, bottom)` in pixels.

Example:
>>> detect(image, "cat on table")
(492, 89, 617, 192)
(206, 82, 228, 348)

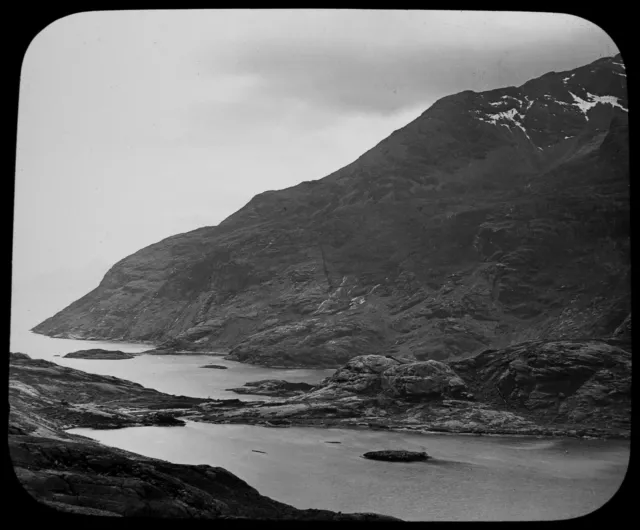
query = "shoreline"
(9, 352, 398, 520)
(27, 331, 340, 367)
(18, 332, 631, 440)
(180, 415, 630, 441)
(28, 329, 158, 347)
(15, 336, 631, 442)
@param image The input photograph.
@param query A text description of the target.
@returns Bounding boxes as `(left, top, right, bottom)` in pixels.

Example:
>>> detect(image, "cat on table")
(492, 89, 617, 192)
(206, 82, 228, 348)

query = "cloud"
(196, 11, 618, 117)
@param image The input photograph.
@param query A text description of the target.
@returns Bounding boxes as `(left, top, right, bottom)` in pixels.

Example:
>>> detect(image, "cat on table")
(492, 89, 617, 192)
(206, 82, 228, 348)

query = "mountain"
(32, 54, 630, 368)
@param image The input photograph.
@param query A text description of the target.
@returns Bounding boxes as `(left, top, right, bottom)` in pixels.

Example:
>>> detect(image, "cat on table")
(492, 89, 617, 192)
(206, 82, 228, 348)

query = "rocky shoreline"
(185, 401, 629, 440)
(17, 333, 631, 442)
(8, 352, 398, 520)
(186, 340, 631, 441)
(8, 334, 630, 516)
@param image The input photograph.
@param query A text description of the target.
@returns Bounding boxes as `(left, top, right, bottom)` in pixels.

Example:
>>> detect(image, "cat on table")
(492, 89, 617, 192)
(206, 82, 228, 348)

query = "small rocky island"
(63, 348, 136, 360)
(201, 364, 228, 369)
(226, 379, 317, 398)
(362, 450, 431, 462)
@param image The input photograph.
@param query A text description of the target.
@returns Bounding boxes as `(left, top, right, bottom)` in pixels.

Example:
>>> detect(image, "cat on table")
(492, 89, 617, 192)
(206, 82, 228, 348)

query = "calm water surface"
(70, 422, 629, 521)
(10, 329, 334, 400)
(11, 328, 630, 520)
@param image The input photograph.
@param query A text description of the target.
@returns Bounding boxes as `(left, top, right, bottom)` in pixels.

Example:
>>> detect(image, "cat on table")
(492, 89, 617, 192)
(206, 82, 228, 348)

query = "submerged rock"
(201, 364, 228, 369)
(362, 450, 431, 462)
(63, 349, 136, 360)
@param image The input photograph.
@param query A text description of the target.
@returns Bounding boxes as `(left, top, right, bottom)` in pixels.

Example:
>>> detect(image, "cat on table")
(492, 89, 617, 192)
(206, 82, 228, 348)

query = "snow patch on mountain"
(562, 73, 575, 83)
(569, 92, 628, 118)
(488, 95, 522, 108)
(475, 107, 535, 145)
(586, 93, 628, 112)
(543, 95, 570, 107)
(568, 92, 594, 116)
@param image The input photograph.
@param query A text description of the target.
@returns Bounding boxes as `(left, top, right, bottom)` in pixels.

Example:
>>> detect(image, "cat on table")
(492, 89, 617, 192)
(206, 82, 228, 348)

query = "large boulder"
(324, 355, 399, 393)
(298, 355, 469, 403)
(381, 360, 467, 400)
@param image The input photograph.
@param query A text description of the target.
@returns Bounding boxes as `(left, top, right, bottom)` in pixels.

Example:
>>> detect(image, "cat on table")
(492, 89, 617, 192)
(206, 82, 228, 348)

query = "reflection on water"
(69, 422, 630, 521)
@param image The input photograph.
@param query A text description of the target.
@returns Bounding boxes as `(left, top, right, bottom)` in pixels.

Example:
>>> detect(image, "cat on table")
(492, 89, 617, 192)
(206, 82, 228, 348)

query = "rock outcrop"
(380, 361, 468, 401)
(8, 353, 397, 520)
(63, 349, 136, 360)
(226, 380, 316, 398)
(33, 55, 629, 368)
(362, 450, 431, 462)
(9, 352, 206, 433)
(194, 340, 631, 438)
(449, 339, 631, 431)
(9, 434, 396, 519)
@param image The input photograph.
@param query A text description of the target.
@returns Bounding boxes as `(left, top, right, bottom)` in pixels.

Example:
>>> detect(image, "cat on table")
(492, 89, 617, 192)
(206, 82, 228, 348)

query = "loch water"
(11, 328, 630, 520)
(9, 329, 334, 400)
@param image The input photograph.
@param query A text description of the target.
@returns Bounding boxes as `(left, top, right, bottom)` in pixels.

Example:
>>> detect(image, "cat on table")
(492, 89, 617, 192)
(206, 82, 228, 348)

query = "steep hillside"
(32, 54, 630, 367)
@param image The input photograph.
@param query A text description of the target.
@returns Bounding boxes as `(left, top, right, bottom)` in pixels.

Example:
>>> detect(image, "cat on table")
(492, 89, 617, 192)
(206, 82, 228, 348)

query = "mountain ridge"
(31, 53, 630, 368)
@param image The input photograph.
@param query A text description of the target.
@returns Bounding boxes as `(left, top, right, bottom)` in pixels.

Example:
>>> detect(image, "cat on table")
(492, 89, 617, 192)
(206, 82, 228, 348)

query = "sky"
(12, 9, 619, 330)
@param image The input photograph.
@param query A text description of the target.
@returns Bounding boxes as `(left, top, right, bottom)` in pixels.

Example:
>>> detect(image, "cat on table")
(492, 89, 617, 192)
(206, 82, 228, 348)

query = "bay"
(69, 421, 630, 521)
(9, 328, 334, 400)
(11, 327, 630, 520)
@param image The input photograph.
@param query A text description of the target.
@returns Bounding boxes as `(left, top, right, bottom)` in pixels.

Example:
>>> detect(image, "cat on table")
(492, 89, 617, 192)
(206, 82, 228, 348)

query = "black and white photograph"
(9, 9, 630, 521)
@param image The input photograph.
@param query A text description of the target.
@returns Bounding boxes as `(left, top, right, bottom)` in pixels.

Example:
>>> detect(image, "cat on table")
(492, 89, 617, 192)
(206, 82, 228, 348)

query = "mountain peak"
(32, 55, 630, 368)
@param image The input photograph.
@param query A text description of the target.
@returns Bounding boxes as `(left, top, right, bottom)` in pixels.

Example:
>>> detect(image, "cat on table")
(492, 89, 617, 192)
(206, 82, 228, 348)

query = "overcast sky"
(12, 9, 619, 329)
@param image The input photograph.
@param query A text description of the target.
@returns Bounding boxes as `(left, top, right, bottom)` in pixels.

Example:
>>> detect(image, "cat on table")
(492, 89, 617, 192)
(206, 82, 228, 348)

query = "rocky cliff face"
(32, 54, 629, 368)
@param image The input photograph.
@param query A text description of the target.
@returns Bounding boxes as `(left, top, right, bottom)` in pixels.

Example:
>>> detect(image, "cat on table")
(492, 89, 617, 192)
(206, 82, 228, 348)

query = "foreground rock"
(9, 353, 398, 520)
(9, 352, 204, 432)
(63, 349, 136, 360)
(10, 435, 398, 519)
(226, 380, 317, 398)
(194, 342, 630, 439)
(450, 339, 631, 432)
(362, 450, 431, 462)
